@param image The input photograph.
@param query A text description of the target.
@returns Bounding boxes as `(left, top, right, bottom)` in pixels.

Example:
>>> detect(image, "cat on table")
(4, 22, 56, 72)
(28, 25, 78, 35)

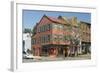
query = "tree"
(64, 35, 71, 41)
(23, 28, 32, 33)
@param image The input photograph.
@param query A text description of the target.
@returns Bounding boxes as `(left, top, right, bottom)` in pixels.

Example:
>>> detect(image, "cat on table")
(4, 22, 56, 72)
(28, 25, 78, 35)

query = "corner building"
(32, 15, 89, 57)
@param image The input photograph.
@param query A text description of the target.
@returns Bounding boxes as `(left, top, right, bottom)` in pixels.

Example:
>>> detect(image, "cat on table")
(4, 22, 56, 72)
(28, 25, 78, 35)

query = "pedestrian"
(67, 47, 70, 57)
(63, 49, 65, 59)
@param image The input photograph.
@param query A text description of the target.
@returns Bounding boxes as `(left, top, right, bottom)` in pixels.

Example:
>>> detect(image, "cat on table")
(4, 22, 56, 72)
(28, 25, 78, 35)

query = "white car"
(23, 54, 33, 59)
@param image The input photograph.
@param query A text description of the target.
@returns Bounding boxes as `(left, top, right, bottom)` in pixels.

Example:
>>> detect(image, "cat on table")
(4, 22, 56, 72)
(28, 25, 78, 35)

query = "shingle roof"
(47, 16, 67, 24)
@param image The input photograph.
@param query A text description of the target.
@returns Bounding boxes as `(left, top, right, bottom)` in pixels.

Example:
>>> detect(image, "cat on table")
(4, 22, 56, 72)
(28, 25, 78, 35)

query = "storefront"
(32, 44, 81, 57)
(82, 42, 91, 54)
(41, 44, 70, 57)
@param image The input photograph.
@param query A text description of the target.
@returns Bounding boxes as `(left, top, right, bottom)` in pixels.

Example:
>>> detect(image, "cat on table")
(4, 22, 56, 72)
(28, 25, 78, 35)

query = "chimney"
(58, 15, 62, 19)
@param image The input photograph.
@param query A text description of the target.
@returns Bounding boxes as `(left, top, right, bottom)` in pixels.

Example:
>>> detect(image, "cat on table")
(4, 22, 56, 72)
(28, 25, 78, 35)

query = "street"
(23, 54, 91, 63)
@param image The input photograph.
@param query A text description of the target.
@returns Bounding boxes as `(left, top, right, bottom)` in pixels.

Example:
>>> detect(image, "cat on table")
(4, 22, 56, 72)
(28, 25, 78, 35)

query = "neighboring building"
(80, 21, 91, 54)
(32, 15, 81, 57)
(23, 33, 32, 54)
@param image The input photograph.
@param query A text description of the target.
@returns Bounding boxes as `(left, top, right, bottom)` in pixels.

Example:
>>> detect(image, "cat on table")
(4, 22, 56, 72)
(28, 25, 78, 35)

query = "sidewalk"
(23, 54, 91, 63)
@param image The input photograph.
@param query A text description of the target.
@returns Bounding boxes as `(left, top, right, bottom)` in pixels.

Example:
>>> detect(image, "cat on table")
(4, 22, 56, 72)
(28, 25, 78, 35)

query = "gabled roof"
(37, 15, 79, 27)
(38, 15, 69, 25)
(58, 16, 70, 25)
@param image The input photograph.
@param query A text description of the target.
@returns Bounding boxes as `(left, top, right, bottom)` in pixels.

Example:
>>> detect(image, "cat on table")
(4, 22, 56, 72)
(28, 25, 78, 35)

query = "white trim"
(11, 1, 97, 71)
(11, 1, 17, 71)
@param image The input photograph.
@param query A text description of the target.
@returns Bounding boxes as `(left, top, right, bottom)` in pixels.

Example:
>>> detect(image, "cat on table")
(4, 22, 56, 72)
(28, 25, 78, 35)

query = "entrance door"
(58, 48, 63, 57)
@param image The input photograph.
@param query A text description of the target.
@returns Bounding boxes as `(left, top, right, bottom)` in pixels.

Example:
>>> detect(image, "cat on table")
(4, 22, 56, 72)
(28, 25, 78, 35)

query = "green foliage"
(24, 28, 32, 33)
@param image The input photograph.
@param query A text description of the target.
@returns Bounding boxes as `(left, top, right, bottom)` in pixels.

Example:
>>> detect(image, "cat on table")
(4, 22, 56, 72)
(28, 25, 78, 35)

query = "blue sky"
(22, 10, 91, 29)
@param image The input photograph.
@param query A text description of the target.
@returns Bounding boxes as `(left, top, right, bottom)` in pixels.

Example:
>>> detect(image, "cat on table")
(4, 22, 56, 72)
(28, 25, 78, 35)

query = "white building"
(23, 33, 31, 54)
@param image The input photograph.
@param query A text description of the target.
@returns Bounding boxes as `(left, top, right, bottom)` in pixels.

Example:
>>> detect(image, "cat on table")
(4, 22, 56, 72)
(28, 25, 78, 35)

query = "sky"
(22, 10, 91, 30)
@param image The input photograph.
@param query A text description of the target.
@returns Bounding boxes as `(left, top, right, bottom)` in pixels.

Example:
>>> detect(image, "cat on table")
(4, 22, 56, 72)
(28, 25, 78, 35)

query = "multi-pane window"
(47, 24, 51, 30)
(52, 24, 59, 29)
(40, 35, 51, 44)
(45, 35, 50, 43)
(52, 34, 58, 41)
(52, 34, 65, 42)
(40, 26, 42, 32)
(43, 25, 45, 32)
(41, 36, 45, 43)
(38, 24, 51, 32)
(59, 35, 64, 41)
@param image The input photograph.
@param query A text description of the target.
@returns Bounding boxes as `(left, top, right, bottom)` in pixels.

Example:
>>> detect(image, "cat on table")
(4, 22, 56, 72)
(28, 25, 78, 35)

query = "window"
(47, 24, 51, 30)
(46, 35, 50, 42)
(40, 37, 42, 43)
(38, 27, 41, 32)
(52, 34, 66, 43)
(42, 36, 44, 43)
(38, 24, 51, 33)
(52, 24, 58, 29)
(59, 24, 63, 30)
(52, 34, 58, 41)
(42, 26, 44, 32)
(39, 26, 42, 32)
(59, 35, 64, 41)
(27, 35, 29, 37)
(40, 35, 51, 43)
(32, 38, 36, 45)
(23, 40, 25, 52)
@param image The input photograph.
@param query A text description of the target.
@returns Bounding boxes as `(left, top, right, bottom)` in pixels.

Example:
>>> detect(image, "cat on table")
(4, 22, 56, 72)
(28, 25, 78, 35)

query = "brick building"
(80, 21, 91, 54)
(31, 15, 90, 57)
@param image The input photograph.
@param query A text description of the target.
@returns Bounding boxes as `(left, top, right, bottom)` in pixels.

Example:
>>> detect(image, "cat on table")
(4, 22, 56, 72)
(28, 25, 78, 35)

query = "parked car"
(23, 54, 33, 59)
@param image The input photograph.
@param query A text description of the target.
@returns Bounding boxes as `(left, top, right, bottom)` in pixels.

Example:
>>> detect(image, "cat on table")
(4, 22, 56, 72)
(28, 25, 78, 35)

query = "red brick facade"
(32, 15, 91, 56)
